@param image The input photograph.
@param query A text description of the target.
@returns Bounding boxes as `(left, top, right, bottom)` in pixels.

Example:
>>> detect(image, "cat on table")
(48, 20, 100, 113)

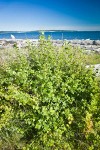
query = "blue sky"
(0, 0, 100, 31)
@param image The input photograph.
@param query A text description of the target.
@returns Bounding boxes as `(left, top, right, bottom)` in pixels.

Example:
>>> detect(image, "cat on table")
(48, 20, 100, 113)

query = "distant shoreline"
(0, 31, 100, 41)
(0, 30, 100, 32)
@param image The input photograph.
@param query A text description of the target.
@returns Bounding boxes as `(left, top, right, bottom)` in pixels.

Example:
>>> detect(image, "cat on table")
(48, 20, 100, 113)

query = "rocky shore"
(0, 39, 100, 53)
(65, 39, 100, 54)
(0, 39, 100, 51)
(0, 39, 39, 49)
(53, 39, 100, 54)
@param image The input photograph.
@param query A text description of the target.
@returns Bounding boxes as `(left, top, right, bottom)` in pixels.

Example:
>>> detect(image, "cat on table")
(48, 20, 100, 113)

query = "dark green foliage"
(0, 36, 100, 150)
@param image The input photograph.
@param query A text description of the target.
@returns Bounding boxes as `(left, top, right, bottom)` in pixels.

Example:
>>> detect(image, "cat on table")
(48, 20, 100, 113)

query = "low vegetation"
(0, 35, 100, 150)
(85, 53, 100, 65)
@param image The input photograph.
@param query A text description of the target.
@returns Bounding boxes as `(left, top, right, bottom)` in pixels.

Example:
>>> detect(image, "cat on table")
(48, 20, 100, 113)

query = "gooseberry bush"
(0, 35, 100, 150)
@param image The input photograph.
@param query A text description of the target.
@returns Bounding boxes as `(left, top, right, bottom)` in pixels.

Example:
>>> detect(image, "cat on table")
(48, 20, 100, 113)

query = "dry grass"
(85, 53, 100, 65)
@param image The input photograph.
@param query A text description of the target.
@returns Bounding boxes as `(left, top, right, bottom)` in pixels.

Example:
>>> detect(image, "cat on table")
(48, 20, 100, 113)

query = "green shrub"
(0, 36, 100, 150)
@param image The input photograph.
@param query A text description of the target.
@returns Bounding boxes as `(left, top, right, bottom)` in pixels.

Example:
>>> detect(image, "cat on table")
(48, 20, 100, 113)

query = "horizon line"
(0, 30, 100, 32)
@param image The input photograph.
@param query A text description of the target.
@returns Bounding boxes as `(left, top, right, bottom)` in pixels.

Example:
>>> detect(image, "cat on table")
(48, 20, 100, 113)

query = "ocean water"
(0, 31, 100, 40)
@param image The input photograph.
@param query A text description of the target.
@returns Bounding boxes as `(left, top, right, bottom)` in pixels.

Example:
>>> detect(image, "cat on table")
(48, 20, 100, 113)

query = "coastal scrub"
(0, 35, 100, 150)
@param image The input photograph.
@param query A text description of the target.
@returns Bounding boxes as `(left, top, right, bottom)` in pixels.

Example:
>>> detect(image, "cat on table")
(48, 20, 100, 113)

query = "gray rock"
(95, 48, 100, 54)
(80, 45, 86, 49)
(84, 39, 93, 45)
(94, 64, 100, 76)
(70, 40, 79, 44)
(0, 45, 3, 49)
(56, 40, 63, 44)
(93, 40, 96, 45)
(80, 40, 86, 45)
(4, 40, 17, 45)
(84, 50, 92, 54)
(86, 64, 100, 76)
(85, 45, 94, 51)
(93, 40, 100, 45)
